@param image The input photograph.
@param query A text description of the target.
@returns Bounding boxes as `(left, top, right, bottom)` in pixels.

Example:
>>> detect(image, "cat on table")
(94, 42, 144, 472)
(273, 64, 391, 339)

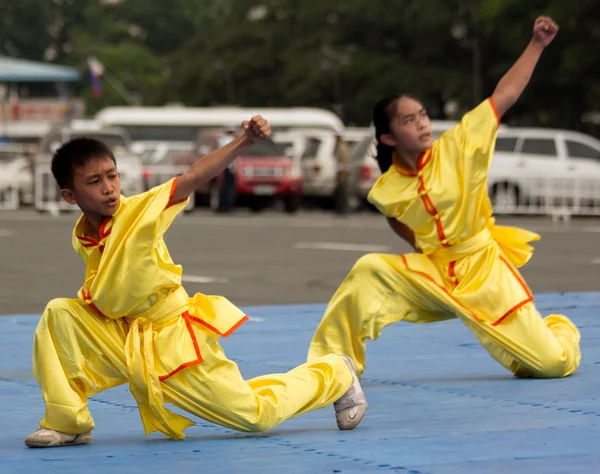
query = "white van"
(95, 106, 345, 150)
(282, 128, 359, 208)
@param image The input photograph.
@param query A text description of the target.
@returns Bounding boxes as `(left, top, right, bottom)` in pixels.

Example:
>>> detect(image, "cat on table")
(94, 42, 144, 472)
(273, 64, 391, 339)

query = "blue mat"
(1, 292, 599, 473)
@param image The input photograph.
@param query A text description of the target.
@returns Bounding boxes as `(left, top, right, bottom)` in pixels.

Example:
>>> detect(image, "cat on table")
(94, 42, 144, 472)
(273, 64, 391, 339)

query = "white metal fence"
(34, 166, 78, 214)
(0, 183, 20, 211)
(490, 177, 600, 221)
(3, 165, 599, 220)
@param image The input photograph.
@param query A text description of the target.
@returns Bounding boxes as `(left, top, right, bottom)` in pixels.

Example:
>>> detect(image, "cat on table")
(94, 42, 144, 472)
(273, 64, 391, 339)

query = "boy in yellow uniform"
(308, 17, 581, 381)
(25, 116, 367, 448)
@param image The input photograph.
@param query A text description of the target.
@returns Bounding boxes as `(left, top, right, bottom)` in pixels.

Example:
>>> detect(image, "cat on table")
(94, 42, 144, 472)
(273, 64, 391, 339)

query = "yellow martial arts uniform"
(308, 98, 581, 379)
(33, 178, 352, 439)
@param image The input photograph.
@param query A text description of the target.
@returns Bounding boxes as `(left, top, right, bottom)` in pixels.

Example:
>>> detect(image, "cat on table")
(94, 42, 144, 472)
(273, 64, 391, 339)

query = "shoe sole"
(336, 403, 368, 430)
(25, 433, 92, 448)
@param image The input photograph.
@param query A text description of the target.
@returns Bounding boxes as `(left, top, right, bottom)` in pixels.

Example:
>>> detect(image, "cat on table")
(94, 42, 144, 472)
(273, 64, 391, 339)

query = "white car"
(286, 128, 363, 209)
(488, 128, 600, 211)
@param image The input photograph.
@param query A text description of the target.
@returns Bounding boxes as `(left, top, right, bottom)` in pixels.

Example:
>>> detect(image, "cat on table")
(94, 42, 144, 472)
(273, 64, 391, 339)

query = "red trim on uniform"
(448, 261, 459, 286)
(98, 217, 112, 239)
(486, 255, 534, 326)
(499, 255, 533, 298)
(399, 254, 484, 322)
(419, 149, 432, 169)
(491, 295, 533, 327)
(76, 217, 112, 250)
(413, 150, 450, 250)
(187, 314, 250, 338)
(158, 358, 203, 381)
(158, 311, 203, 381)
(82, 288, 107, 318)
(158, 312, 248, 381)
(394, 150, 428, 177)
(488, 97, 500, 124)
(77, 236, 99, 247)
(165, 177, 187, 210)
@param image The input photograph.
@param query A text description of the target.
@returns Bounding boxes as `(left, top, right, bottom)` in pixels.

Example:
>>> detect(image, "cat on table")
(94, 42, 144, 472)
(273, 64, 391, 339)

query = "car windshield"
(242, 140, 288, 157)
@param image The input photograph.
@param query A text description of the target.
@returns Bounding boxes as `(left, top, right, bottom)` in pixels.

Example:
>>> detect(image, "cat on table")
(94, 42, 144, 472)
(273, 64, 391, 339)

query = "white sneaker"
(334, 356, 367, 430)
(24, 428, 92, 448)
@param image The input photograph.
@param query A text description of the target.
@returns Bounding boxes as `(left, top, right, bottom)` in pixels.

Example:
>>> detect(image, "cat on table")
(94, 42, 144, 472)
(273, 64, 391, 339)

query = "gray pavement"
(0, 209, 599, 315)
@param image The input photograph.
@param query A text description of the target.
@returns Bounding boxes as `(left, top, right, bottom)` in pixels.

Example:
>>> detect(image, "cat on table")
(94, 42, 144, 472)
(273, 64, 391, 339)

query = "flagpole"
(101, 71, 140, 105)
(87, 56, 141, 105)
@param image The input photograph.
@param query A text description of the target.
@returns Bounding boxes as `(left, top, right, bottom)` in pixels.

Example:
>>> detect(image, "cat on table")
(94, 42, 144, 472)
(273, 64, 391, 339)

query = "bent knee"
(44, 298, 73, 314)
(351, 253, 388, 276)
(519, 349, 581, 379)
(40, 298, 84, 329)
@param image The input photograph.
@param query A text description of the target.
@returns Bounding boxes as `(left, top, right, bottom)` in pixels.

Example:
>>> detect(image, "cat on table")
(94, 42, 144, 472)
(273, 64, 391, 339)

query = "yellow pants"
(308, 252, 581, 379)
(33, 298, 352, 435)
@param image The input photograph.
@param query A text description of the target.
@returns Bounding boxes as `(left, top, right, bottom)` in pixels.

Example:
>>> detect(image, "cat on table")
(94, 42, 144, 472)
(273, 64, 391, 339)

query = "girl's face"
(381, 96, 432, 155)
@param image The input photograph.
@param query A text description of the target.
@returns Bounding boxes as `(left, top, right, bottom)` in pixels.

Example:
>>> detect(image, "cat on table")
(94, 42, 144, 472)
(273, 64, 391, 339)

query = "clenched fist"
(532, 16, 559, 48)
(242, 116, 272, 144)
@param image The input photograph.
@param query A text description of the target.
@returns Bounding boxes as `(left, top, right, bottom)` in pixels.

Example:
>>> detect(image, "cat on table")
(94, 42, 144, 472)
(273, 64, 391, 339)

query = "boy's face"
(61, 155, 121, 217)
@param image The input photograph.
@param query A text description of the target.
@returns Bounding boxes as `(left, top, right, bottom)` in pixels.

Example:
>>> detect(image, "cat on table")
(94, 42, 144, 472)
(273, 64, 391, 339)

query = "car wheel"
(491, 182, 520, 210)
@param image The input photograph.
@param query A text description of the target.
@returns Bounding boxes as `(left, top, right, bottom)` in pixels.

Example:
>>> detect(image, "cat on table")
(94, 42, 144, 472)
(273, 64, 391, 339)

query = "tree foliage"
(3, 0, 598, 130)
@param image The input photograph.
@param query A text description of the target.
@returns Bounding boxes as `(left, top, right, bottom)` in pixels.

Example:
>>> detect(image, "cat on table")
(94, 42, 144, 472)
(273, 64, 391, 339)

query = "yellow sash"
(427, 218, 540, 268)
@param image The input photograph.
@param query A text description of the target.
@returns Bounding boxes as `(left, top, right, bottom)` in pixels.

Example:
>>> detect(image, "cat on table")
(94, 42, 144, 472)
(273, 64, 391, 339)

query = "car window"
(495, 137, 518, 152)
(301, 138, 322, 159)
(521, 138, 557, 157)
(566, 141, 600, 161)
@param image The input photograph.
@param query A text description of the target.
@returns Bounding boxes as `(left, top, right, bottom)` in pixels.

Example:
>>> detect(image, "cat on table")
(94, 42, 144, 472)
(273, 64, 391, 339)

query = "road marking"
(0, 228, 14, 237)
(591, 258, 600, 264)
(294, 241, 392, 252)
(182, 275, 229, 284)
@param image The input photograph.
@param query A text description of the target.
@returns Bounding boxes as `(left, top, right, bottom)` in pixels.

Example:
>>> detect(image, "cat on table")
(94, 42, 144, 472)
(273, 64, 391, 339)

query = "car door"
(516, 136, 566, 202)
(563, 138, 600, 202)
(300, 136, 324, 196)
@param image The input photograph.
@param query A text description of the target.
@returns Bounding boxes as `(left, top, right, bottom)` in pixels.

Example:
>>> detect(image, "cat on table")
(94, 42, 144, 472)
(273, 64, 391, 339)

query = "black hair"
(51, 138, 116, 189)
(373, 94, 419, 173)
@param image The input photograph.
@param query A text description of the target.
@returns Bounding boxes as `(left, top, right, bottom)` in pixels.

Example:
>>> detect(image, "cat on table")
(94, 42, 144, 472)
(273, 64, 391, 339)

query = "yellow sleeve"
(439, 98, 500, 170)
(367, 170, 402, 219)
(122, 178, 190, 240)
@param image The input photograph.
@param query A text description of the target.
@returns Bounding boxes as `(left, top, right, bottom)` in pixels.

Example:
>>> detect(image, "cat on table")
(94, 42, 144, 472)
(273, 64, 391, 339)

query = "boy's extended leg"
(161, 330, 364, 433)
(26, 298, 129, 447)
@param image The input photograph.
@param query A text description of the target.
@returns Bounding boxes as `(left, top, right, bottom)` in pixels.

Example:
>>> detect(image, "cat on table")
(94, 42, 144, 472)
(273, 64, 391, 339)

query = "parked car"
(165, 129, 304, 213)
(285, 128, 362, 210)
(488, 128, 600, 208)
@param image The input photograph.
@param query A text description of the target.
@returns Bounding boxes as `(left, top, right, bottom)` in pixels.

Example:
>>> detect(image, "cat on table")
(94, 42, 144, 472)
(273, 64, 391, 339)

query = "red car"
(148, 130, 303, 213)
(220, 138, 302, 213)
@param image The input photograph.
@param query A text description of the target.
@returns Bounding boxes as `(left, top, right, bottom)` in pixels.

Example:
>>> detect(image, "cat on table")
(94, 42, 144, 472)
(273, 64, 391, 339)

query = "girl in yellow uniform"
(308, 17, 581, 381)
(25, 117, 367, 448)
